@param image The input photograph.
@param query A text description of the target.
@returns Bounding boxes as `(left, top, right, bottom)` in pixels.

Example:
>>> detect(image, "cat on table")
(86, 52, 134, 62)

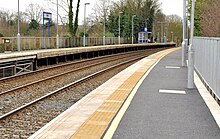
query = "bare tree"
(165, 15, 183, 41)
(0, 9, 29, 36)
(46, 0, 81, 37)
(25, 4, 43, 23)
(89, 0, 112, 24)
(201, 0, 220, 37)
(46, 0, 69, 26)
(72, 0, 80, 36)
(46, 0, 69, 14)
(0, 9, 16, 35)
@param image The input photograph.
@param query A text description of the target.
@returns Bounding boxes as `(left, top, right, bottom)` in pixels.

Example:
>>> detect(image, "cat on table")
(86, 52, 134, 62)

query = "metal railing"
(0, 62, 33, 78)
(0, 37, 131, 52)
(193, 37, 220, 100)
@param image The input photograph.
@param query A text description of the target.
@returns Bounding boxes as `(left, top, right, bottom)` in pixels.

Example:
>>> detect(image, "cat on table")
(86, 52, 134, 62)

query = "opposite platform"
(0, 43, 175, 78)
(0, 43, 175, 61)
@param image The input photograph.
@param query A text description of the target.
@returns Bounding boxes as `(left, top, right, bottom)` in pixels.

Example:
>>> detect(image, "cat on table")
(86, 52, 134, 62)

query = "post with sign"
(144, 27, 148, 43)
(42, 12, 52, 48)
(17, 0, 20, 51)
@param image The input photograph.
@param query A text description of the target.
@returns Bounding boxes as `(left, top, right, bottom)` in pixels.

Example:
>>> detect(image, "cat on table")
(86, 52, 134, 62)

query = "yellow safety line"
(71, 48, 179, 139)
(103, 48, 179, 139)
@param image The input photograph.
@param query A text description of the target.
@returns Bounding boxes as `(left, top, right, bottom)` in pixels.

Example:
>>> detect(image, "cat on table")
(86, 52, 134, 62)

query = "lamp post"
(158, 22, 168, 43)
(161, 23, 163, 43)
(187, 0, 195, 89)
(145, 18, 149, 43)
(157, 32, 160, 43)
(118, 12, 123, 45)
(56, 0, 59, 49)
(157, 22, 163, 43)
(186, 0, 189, 50)
(182, 0, 187, 66)
(145, 18, 148, 31)
(103, 9, 106, 46)
(132, 15, 136, 44)
(17, 0, 20, 51)
(83, 3, 90, 47)
(152, 23, 155, 43)
(171, 32, 174, 42)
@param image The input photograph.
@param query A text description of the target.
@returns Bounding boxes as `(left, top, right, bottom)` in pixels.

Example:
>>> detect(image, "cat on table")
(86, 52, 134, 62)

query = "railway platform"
(29, 47, 220, 139)
(0, 43, 174, 78)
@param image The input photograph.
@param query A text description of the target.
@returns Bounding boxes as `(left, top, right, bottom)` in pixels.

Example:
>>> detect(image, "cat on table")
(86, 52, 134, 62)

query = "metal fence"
(193, 37, 220, 100)
(0, 37, 131, 52)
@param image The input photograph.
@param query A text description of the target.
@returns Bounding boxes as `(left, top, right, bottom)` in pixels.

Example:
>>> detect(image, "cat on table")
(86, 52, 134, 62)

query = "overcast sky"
(0, 0, 183, 24)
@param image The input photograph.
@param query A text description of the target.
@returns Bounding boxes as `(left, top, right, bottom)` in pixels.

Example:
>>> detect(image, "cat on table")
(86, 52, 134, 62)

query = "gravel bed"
(0, 47, 169, 138)
(0, 53, 147, 116)
(0, 51, 142, 93)
(0, 61, 135, 138)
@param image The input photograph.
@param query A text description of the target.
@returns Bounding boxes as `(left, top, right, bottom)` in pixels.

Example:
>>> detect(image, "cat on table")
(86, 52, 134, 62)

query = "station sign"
(43, 12, 52, 20)
(42, 12, 52, 38)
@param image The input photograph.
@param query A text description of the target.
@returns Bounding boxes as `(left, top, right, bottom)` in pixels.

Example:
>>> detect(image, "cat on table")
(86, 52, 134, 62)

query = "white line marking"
(103, 48, 179, 139)
(165, 66, 181, 69)
(103, 60, 159, 139)
(159, 89, 186, 95)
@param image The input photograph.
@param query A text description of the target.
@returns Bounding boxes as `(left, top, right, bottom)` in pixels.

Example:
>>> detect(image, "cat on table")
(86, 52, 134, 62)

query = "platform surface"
(29, 48, 220, 139)
(0, 51, 36, 63)
(112, 49, 220, 139)
(29, 47, 178, 139)
(0, 43, 175, 62)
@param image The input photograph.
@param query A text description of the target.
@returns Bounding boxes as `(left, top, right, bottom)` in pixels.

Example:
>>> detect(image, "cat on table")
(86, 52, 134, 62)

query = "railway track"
(0, 48, 167, 138)
(0, 49, 162, 117)
(0, 49, 155, 93)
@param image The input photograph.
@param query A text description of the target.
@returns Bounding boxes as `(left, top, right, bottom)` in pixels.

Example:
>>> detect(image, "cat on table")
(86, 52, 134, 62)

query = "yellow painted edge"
(103, 48, 179, 139)
(71, 48, 179, 139)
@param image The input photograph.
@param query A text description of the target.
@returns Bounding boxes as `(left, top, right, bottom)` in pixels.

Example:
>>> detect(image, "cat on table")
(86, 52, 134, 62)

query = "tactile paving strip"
(71, 48, 179, 139)
(29, 48, 179, 139)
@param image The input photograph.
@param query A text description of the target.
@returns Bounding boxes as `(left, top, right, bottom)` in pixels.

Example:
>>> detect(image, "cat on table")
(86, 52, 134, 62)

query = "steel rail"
(0, 50, 146, 83)
(0, 52, 144, 96)
(0, 55, 145, 120)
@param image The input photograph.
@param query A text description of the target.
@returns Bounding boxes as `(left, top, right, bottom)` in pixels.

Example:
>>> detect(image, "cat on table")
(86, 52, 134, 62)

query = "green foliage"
(44, 21, 55, 28)
(121, 8, 132, 37)
(28, 19, 40, 30)
(68, 0, 81, 37)
(0, 32, 3, 37)
(189, 0, 207, 36)
(105, 32, 114, 37)
(69, 0, 74, 36)
(79, 32, 89, 37)
(8, 20, 15, 26)
(72, 0, 81, 37)
(107, 12, 118, 37)
(194, 0, 205, 36)
(106, 0, 160, 39)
